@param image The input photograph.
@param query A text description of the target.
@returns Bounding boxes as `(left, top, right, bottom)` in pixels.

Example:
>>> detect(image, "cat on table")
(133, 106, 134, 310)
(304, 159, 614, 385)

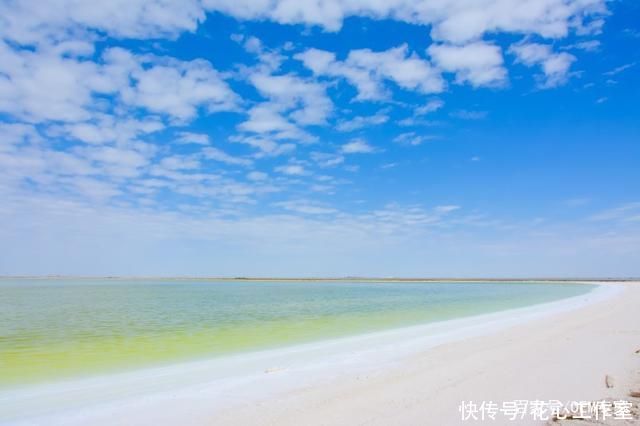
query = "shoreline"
(1, 282, 630, 425)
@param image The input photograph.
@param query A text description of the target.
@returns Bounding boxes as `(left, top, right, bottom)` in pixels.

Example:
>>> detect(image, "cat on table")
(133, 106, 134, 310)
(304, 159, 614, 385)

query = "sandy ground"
(211, 282, 640, 425)
(2, 282, 639, 425)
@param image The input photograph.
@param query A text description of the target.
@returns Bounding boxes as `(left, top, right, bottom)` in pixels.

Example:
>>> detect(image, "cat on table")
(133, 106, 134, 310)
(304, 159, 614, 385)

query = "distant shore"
(1, 275, 638, 283)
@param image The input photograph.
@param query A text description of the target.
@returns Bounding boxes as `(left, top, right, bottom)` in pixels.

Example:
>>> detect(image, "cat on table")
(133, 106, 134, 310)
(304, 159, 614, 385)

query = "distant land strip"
(0, 276, 638, 283)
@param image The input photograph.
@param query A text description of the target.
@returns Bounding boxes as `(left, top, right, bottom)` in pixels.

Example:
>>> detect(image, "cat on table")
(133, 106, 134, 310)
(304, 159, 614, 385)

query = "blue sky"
(0, 0, 638, 277)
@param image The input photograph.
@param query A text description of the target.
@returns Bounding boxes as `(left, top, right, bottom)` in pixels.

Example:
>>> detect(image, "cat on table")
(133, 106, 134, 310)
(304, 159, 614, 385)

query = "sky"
(0, 0, 638, 278)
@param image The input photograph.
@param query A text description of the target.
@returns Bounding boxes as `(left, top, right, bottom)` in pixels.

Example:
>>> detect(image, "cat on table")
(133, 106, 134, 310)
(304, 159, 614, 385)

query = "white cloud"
(398, 117, 440, 127)
(0, 122, 43, 149)
(78, 145, 150, 178)
(202, 147, 252, 166)
(0, 0, 204, 45)
(234, 34, 286, 72)
(274, 199, 337, 215)
(230, 135, 296, 157)
(0, 126, 156, 202)
(310, 152, 345, 167)
(176, 132, 211, 146)
(393, 132, 436, 146)
(435, 205, 460, 213)
(247, 171, 268, 181)
(158, 155, 201, 171)
(415, 99, 444, 115)
(0, 40, 114, 122)
(0, 116, 272, 208)
(562, 40, 601, 52)
(238, 103, 315, 142)
(243, 36, 263, 54)
(296, 44, 444, 100)
(239, 104, 294, 134)
(1, 0, 631, 278)
(275, 164, 307, 175)
(70, 177, 122, 200)
(0, 42, 238, 124)
(428, 42, 507, 88)
(509, 42, 576, 88)
(2, 1, 603, 48)
(235, 37, 332, 144)
(336, 110, 389, 132)
(249, 72, 333, 125)
(202, 0, 606, 43)
(342, 138, 375, 154)
(603, 62, 636, 76)
(113, 49, 238, 121)
(59, 116, 164, 145)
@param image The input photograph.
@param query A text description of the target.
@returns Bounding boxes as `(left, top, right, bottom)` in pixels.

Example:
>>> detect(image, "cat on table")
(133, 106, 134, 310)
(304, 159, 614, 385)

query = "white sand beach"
(2, 282, 639, 425)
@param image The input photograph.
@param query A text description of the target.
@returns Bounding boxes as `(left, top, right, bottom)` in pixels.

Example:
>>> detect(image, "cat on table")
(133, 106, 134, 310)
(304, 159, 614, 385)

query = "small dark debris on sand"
(605, 375, 615, 388)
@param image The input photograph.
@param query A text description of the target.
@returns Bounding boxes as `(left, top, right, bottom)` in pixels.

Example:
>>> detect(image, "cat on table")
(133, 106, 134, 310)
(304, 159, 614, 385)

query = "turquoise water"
(0, 279, 593, 386)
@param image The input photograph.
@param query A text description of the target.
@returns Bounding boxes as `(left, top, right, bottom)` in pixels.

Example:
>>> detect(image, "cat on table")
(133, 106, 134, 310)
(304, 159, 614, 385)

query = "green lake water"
(0, 279, 594, 387)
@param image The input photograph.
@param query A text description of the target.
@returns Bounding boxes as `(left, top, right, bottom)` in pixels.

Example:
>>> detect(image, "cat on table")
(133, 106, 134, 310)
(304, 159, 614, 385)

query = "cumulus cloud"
(176, 132, 211, 146)
(78, 145, 150, 178)
(226, 36, 332, 153)
(202, 0, 606, 43)
(249, 72, 333, 126)
(275, 163, 308, 176)
(509, 42, 576, 88)
(158, 155, 201, 171)
(238, 103, 316, 142)
(111, 49, 238, 121)
(428, 42, 507, 88)
(0, 124, 151, 201)
(296, 44, 444, 100)
(2, 0, 605, 47)
(342, 138, 376, 154)
(0, 42, 238, 124)
(58, 116, 164, 145)
(0, 113, 266, 209)
(230, 135, 297, 158)
(0, 0, 204, 45)
(0, 40, 115, 122)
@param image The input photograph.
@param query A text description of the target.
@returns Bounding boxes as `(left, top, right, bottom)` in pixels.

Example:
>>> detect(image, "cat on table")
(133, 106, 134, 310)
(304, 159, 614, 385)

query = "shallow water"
(0, 279, 593, 386)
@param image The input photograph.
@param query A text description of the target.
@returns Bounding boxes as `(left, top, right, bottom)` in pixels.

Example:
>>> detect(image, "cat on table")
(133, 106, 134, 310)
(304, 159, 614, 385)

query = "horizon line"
(1, 275, 638, 282)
